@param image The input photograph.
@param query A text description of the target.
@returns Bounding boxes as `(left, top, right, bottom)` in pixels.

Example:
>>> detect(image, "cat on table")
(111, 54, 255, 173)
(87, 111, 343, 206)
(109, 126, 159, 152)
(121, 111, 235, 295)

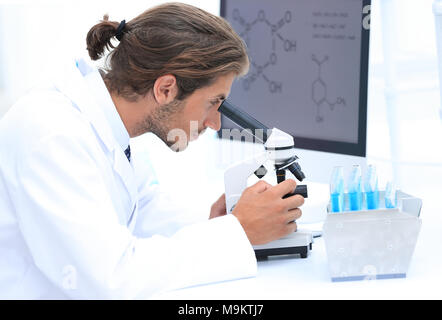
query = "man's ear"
(153, 74, 179, 104)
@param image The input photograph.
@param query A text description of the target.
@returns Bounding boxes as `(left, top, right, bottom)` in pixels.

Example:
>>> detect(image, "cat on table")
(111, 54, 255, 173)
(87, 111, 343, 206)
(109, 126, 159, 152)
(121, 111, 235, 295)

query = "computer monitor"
(219, 0, 371, 183)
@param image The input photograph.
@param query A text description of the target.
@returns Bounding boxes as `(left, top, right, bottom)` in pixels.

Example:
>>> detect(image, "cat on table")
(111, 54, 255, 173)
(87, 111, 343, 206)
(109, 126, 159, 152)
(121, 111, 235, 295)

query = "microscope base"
(253, 229, 313, 260)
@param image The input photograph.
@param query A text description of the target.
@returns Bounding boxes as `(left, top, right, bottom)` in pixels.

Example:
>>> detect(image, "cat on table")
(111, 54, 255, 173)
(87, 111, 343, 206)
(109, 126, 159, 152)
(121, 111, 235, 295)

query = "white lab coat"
(0, 58, 257, 299)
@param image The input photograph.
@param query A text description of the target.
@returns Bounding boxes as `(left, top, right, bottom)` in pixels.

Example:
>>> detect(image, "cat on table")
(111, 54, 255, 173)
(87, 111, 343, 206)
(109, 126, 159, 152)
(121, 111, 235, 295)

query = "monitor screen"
(220, 0, 370, 157)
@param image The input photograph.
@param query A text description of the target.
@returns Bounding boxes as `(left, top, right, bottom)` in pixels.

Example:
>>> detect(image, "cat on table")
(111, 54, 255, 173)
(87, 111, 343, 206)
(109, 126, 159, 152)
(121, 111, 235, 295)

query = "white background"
(1, 0, 441, 299)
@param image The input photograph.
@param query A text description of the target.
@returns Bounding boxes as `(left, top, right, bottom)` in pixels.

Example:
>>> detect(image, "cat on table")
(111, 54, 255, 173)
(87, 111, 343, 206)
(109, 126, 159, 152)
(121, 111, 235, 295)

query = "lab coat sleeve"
(131, 152, 208, 238)
(133, 182, 206, 238)
(12, 133, 257, 299)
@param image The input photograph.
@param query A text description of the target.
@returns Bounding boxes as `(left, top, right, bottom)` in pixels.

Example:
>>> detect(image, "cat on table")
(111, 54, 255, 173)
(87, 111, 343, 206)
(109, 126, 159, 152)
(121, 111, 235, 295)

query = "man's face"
(144, 73, 236, 152)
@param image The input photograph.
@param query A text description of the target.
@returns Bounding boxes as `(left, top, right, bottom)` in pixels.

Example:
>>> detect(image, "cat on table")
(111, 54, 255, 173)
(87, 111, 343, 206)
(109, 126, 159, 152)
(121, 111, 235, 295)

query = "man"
(0, 3, 304, 299)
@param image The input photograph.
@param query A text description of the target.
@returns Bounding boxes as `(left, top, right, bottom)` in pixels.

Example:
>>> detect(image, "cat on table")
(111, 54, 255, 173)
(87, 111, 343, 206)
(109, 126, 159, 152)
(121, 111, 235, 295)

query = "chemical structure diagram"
(311, 54, 346, 123)
(231, 9, 297, 94)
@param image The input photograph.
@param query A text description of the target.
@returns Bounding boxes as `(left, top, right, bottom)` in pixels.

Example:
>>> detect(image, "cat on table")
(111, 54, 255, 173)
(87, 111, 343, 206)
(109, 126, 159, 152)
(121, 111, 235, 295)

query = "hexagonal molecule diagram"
(311, 54, 346, 123)
(232, 9, 296, 94)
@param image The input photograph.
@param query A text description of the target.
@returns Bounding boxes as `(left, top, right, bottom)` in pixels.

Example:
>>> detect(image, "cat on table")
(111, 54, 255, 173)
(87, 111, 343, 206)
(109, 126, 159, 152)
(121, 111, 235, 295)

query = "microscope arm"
(224, 151, 268, 213)
(220, 100, 306, 212)
(219, 100, 312, 259)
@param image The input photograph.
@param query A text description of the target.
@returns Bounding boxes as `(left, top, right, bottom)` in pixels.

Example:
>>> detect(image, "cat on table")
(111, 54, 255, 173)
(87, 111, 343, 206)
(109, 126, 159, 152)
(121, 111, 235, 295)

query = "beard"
(134, 99, 189, 152)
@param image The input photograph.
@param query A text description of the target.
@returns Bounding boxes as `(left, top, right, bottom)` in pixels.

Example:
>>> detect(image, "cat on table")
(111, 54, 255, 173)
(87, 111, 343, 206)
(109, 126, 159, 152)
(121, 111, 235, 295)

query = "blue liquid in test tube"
(348, 165, 362, 211)
(330, 166, 344, 212)
(364, 165, 379, 210)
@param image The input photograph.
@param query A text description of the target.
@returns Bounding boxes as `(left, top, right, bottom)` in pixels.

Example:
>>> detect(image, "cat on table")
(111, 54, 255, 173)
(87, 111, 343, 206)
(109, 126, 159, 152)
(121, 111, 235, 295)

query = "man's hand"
(232, 179, 304, 245)
(209, 193, 227, 219)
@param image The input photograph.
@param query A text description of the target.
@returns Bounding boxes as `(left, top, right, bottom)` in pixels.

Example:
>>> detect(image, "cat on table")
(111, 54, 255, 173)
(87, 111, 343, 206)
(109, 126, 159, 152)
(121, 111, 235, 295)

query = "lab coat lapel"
(114, 148, 139, 228)
(51, 59, 138, 211)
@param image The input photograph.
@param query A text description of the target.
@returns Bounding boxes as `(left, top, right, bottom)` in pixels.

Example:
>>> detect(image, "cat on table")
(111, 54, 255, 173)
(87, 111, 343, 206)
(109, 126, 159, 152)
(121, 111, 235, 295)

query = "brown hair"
(86, 2, 249, 102)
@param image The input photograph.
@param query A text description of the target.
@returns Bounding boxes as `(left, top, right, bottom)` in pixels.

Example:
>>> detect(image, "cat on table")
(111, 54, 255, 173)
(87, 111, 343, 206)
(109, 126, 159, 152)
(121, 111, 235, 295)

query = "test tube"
(348, 165, 362, 211)
(385, 181, 397, 209)
(330, 166, 344, 213)
(364, 165, 379, 210)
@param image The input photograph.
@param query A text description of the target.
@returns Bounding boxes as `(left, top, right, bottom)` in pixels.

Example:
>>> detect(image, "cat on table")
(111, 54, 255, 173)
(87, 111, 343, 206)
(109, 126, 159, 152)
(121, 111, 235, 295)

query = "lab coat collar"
(50, 58, 137, 205)
(51, 58, 117, 154)
(83, 67, 130, 153)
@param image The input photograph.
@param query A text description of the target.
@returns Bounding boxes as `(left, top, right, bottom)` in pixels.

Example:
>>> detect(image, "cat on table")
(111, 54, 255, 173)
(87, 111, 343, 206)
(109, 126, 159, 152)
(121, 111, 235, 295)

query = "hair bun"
(86, 15, 119, 60)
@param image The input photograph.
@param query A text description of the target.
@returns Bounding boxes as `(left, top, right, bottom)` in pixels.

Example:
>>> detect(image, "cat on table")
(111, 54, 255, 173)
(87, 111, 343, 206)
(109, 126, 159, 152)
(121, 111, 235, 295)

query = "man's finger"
(268, 179, 297, 197)
(282, 194, 305, 211)
(248, 180, 272, 194)
(285, 208, 302, 223)
(283, 221, 298, 235)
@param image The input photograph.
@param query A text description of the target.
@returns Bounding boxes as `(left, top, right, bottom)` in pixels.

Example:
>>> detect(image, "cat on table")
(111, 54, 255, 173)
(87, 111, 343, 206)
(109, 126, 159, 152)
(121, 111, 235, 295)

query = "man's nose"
(205, 111, 221, 131)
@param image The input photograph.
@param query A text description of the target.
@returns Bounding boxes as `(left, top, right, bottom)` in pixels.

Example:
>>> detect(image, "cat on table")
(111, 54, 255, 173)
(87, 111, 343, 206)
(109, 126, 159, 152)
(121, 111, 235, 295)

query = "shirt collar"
(81, 62, 130, 152)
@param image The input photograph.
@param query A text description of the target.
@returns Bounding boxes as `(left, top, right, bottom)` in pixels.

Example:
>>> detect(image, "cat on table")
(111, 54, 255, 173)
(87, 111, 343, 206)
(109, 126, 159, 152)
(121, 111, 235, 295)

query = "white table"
(153, 201, 442, 300)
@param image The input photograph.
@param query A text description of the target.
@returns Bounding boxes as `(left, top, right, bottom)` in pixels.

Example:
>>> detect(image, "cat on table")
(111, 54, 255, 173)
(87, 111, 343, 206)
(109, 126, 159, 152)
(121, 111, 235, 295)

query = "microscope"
(219, 100, 313, 259)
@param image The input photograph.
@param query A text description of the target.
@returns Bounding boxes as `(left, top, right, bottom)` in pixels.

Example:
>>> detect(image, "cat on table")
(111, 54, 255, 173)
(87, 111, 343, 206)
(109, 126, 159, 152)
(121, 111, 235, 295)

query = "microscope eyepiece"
(219, 100, 270, 143)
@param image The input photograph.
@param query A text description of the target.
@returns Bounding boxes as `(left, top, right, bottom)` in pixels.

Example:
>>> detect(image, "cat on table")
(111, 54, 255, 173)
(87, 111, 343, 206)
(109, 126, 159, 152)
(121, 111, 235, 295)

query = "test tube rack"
(323, 190, 422, 282)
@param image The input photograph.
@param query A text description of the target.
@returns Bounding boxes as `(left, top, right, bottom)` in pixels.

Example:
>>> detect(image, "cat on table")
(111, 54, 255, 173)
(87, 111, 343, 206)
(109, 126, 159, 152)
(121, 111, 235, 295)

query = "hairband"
(115, 20, 126, 41)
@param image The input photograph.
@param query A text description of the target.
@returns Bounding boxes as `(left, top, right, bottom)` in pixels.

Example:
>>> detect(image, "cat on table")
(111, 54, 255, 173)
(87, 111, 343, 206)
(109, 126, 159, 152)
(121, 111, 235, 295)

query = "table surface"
(151, 195, 442, 300)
